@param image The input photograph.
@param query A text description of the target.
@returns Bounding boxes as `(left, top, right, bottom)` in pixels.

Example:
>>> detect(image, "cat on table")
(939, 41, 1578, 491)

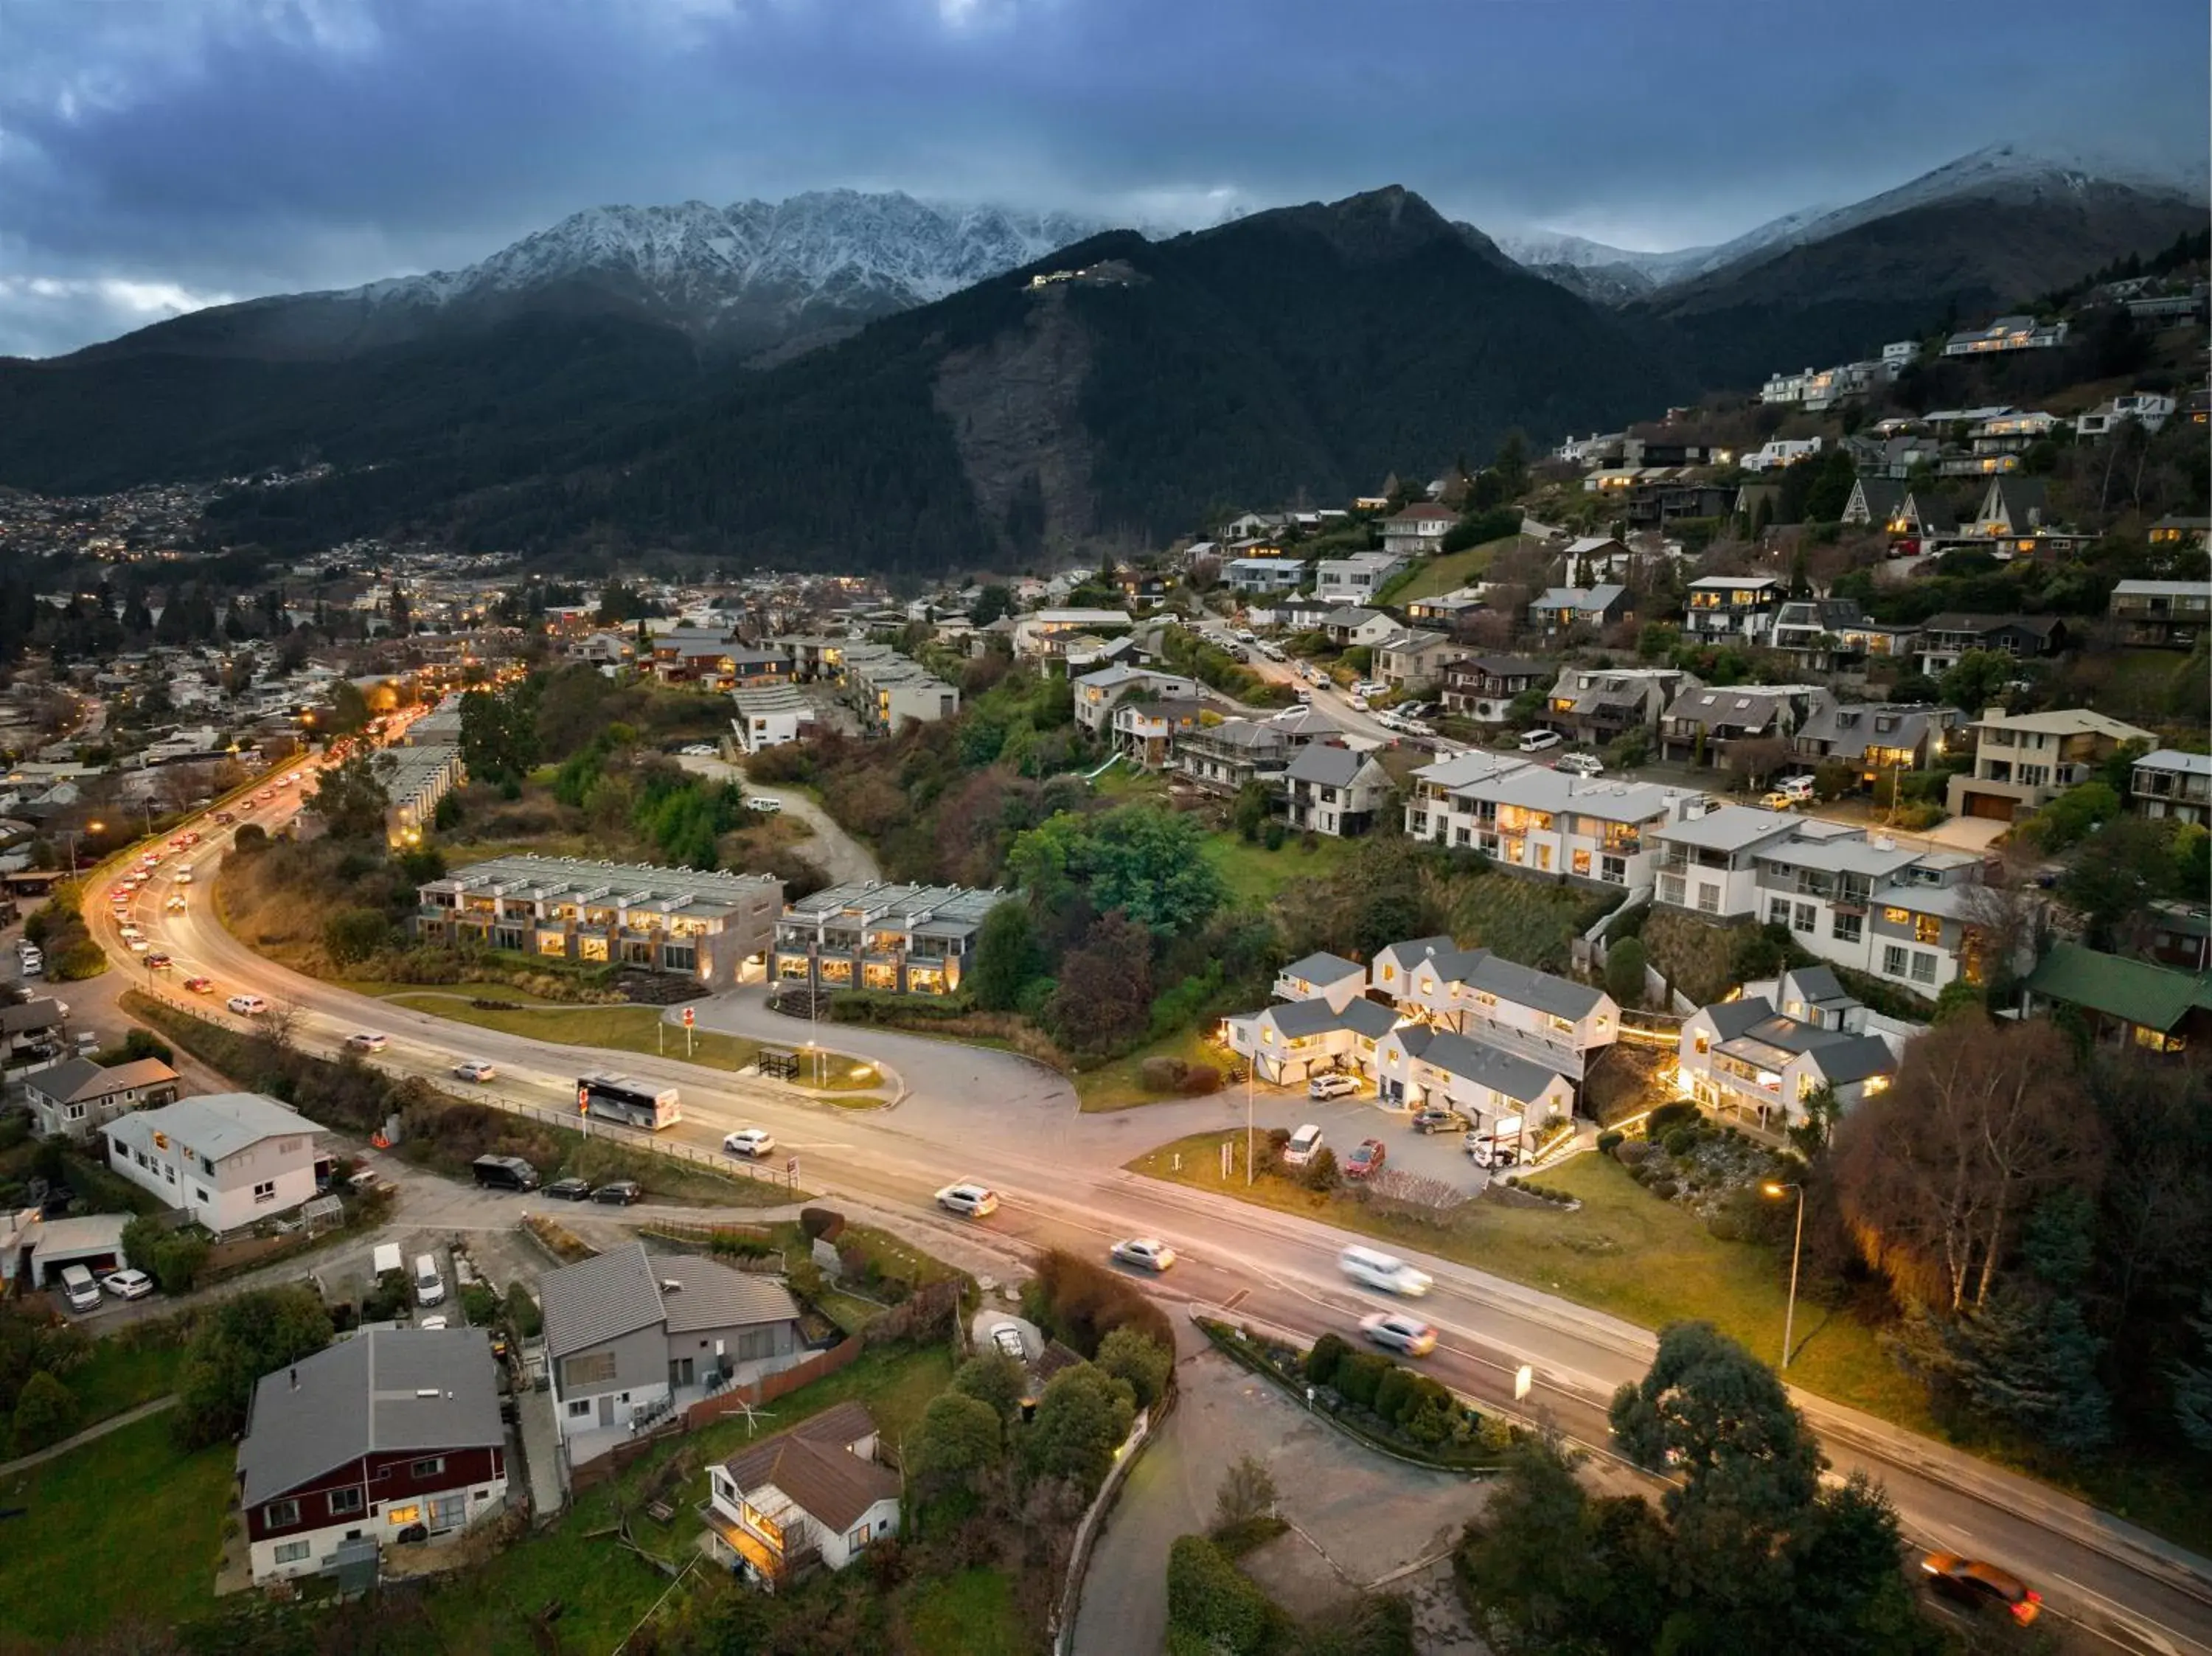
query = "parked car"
(1309, 1072, 1359, 1100)
(681, 743, 717, 756)
(1357, 1311, 1438, 1357)
(1281, 1124, 1325, 1166)
(723, 1127, 776, 1158)
(744, 797, 782, 814)
(991, 1323, 1029, 1360)
(59, 1264, 102, 1313)
(1110, 1237, 1177, 1273)
(345, 1031, 389, 1053)
(544, 1177, 592, 1200)
(183, 976, 214, 993)
(936, 1182, 1000, 1218)
(1344, 1138, 1387, 1179)
(100, 1268, 155, 1301)
(589, 1180, 644, 1206)
(1517, 729, 1563, 753)
(451, 1060, 497, 1083)
(417, 1314, 450, 1332)
(470, 1155, 540, 1192)
(1557, 752, 1604, 777)
(1773, 773, 1818, 803)
(1919, 1554, 2041, 1625)
(1411, 1107, 1467, 1135)
(1339, 1245, 1431, 1297)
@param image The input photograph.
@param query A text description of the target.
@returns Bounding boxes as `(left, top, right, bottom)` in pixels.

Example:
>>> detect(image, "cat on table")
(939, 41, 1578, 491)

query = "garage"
(1962, 792, 2018, 821)
(26, 1213, 131, 1290)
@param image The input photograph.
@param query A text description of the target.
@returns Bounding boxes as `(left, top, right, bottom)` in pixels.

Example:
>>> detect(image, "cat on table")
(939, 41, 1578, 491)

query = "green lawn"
(1076, 1023, 1231, 1112)
(1394, 535, 1520, 602)
(1202, 832, 1356, 906)
(1127, 1136, 1934, 1431)
(383, 995, 881, 1092)
(0, 1410, 232, 1643)
(419, 1343, 956, 1656)
(68, 1337, 185, 1427)
(907, 1568, 1025, 1656)
(1091, 762, 1169, 800)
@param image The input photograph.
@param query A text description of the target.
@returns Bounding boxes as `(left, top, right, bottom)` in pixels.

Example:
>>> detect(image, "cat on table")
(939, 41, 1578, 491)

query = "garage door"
(1964, 792, 2017, 821)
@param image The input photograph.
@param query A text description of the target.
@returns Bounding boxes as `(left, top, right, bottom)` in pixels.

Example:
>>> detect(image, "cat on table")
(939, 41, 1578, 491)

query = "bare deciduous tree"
(1832, 1016, 2098, 1312)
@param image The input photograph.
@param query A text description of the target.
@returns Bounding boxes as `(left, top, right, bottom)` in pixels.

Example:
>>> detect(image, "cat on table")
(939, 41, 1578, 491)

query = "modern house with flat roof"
(2132, 748, 2212, 827)
(382, 742, 465, 849)
(416, 855, 783, 989)
(771, 880, 1005, 996)
(730, 684, 817, 754)
(2108, 579, 2211, 650)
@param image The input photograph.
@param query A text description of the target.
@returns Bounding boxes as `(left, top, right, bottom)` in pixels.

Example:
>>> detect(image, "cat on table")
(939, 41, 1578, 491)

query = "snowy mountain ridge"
(346, 190, 1115, 331)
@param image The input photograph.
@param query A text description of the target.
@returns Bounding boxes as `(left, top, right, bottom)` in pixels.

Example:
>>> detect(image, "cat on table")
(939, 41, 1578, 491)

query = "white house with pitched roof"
(101, 1092, 321, 1234)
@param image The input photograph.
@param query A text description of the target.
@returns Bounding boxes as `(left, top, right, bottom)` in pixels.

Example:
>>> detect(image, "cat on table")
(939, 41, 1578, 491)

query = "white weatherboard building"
(102, 1092, 321, 1234)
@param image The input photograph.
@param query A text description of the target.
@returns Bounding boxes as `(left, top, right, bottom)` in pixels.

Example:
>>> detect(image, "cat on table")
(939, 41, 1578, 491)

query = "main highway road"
(85, 772, 2212, 1656)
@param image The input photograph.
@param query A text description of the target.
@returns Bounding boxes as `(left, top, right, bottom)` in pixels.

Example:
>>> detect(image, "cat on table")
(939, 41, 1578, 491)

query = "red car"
(183, 976, 214, 993)
(1345, 1138, 1387, 1180)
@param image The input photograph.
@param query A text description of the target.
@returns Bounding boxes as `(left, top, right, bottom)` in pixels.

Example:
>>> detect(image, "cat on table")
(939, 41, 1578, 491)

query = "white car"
(1110, 1237, 1177, 1273)
(451, 1060, 498, 1083)
(174, 869, 193, 885)
(345, 1031, 389, 1053)
(1340, 1245, 1432, 1298)
(1773, 774, 1818, 803)
(227, 993, 268, 1016)
(936, 1182, 1000, 1218)
(743, 797, 782, 814)
(100, 1268, 155, 1301)
(1281, 1124, 1325, 1166)
(990, 1323, 1028, 1360)
(723, 1127, 776, 1158)
(1517, 729, 1563, 753)
(1308, 1073, 1359, 1100)
(1557, 753, 1604, 777)
(417, 1314, 449, 1332)
(126, 936, 151, 953)
(1358, 1312, 1439, 1357)
(165, 894, 187, 912)
(681, 743, 717, 756)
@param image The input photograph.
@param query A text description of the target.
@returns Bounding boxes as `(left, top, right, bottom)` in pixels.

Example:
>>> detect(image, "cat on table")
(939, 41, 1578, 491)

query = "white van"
(59, 1263, 102, 1313)
(413, 1253, 446, 1308)
(1773, 773, 1817, 803)
(1338, 1245, 1433, 1298)
(1517, 729, 1563, 753)
(1281, 1124, 1325, 1166)
(18, 944, 42, 976)
(372, 1242, 403, 1279)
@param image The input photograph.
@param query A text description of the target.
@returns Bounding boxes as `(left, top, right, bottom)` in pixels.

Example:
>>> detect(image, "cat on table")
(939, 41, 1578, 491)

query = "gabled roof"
(723, 1401, 899, 1531)
(1371, 936, 1458, 977)
(1425, 949, 1606, 1020)
(651, 1253, 801, 1337)
(237, 1329, 504, 1506)
(1697, 997, 1776, 1042)
(2026, 942, 2212, 1033)
(29, 1056, 177, 1105)
(1279, 951, 1364, 984)
(1263, 997, 1396, 1041)
(1383, 1025, 1565, 1105)
(1285, 743, 1382, 789)
(542, 1242, 665, 1359)
(104, 1092, 316, 1165)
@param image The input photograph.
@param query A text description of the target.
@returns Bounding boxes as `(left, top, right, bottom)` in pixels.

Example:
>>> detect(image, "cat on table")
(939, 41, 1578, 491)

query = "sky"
(1, 0, 2204, 358)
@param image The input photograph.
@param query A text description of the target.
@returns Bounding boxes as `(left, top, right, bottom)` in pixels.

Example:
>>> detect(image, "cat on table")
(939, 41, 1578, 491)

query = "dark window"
(410, 1457, 445, 1481)
(329, 1486, 364, 1515)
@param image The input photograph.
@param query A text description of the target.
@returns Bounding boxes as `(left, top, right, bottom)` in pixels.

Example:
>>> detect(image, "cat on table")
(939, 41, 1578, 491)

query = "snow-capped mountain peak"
(348, 191, 1116, 345)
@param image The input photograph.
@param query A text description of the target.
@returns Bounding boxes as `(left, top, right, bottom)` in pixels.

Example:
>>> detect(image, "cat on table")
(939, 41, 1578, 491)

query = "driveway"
(1072, 1336, 1488, 1655)
(675, 755, 880, 885)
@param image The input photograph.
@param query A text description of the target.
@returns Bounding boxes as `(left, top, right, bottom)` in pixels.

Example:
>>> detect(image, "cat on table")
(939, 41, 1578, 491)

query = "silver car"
(1110, 1237, 1177, 1273)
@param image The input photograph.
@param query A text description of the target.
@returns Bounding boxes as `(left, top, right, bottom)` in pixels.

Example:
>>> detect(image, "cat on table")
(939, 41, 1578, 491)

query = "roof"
(1371, 935, 1458, 976)
(541, 1242, 666, 1359)
(1426, 949, 1605, 1020)
(1969, 708, 2154, 741)
(1809, 1034, 1899, 1086)
(1530, 584, 1627, 616)
(0, 998, 66, 1034)
(1450, 764, 1686, 825)
(1285, 743, 1381, 789)
(2112, 579, 2212, 598)
(1654, 804, 1800, 855)
(1446, 655, 1548, 681)
(723, 1400, 900, 1530)
(1697, 998, 1776, 1042)
(30, 1056, 177, 1105)
(648, 1253, 801, 1337)
(237, 1329, 504, 1506)
(1279, 951, 1364, 984)
(2026, 942, 2212, 1033)
(2135, 749, 2212, 776)
(1385, 1025, 1566, 1104)
(1918, 612, 2066, 640)
(1778, 964, 1849, 1006)
(104, 1092, 316, 1166)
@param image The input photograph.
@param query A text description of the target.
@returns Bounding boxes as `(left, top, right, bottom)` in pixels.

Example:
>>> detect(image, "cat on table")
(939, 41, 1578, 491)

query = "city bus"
(575, 1074, 683, 1132)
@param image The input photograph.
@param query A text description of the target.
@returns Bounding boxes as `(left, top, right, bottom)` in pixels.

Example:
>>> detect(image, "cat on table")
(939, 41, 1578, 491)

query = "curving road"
(89, 777, 2212, 1656)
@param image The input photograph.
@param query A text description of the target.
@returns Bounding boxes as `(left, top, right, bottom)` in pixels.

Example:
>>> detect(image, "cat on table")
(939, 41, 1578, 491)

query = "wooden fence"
(685, 1334, 865, 1431)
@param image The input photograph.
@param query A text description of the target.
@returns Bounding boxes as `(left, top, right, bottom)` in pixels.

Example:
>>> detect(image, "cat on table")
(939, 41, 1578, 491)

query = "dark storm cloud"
(1, 0, 2202, 355)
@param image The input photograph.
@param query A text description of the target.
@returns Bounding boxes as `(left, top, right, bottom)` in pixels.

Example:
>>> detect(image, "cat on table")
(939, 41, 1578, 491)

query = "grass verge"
(67, 1337, 186, 1428)
(382, 995, 880, 1091)
(1393, 536, 1517, 603)
(907, 1568, 1025, 1656)
(0, 1410, 230, 1643)
(1075, 1024, 1230, 1113)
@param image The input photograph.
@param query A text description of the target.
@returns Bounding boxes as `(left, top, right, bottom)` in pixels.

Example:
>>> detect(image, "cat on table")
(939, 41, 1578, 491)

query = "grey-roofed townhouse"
(1281, 742, 1392, 838)
(1220, 995, 1399, 1085)
(1273, 952, 1368, 1012)
(1370, 1023, 1573, 1135)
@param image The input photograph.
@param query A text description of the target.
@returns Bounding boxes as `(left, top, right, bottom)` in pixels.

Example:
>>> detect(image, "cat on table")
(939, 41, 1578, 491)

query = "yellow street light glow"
(1761, 1181, 1789, 1199)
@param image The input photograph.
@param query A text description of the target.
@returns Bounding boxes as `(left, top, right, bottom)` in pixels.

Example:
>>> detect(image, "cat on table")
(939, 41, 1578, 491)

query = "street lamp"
(1762, 1180, 1806, 1369)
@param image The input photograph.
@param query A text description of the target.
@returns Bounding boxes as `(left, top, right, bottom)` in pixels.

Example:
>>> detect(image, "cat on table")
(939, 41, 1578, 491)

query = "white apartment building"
(1071, 665, 1200, 735)
(1380, 939, 1618, 1078)
(1403, 751, 1705, 895)
(102, 1092, 321, 1234)
(1315, 552, 1408, 603)
(1677, 967, 1901, 1130)
(729, 684, 817, 754)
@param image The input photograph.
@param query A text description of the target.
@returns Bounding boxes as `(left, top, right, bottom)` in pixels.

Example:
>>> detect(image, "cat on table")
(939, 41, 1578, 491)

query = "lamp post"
(1762, 1180, 1806, 1368)
(1245, 1051, 1256, 1186)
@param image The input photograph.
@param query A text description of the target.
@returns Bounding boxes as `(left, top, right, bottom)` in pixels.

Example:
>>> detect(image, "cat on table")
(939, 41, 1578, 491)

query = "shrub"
(1167, 1534, 1276, 1656)
(1180, 1064, 1222, 1096)
(9, 1371, 80, 1455)
(502, 1282, 543, 1338)
(1029, 1249, 1175, 1357)
(1374, 1364, 1416, 1424)
(1661, 1126, 1699, 1158)
(1096, 1327, 1174, 1410)
(799, 1207, 847, 1243)
(1301, 1147, 1339, 1191)
(1596, 1130, 1624, 1155)
(1645, 1100, 1700, 1140)
(1262, 821, 1287, 852)
(1306, 1332, 1351, 1388)
(1615, 1139, 1652, 1168)
(1139, 1057, 1189, 1093)
(1603, 939, 1648, 1010)
(1335, 1351, 1389, 1410)
(1646, 1178, 1680, 1200)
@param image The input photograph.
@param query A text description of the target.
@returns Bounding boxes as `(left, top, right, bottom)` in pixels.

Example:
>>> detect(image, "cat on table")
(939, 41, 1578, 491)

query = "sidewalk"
(0, 1393, 177, 1479)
